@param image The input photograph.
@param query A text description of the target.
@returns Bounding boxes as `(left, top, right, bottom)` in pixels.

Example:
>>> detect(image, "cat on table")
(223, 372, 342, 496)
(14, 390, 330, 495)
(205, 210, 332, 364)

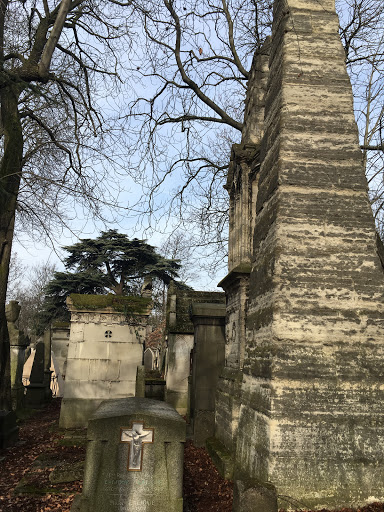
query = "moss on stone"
(69, 293, 151, 314)
(51, 321, 70, 328)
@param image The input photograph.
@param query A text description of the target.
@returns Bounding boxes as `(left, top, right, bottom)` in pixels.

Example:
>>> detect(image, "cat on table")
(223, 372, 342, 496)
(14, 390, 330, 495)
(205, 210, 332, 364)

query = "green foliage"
(35, 270, 107, 334)
(36, 230, 182, 333)
(63, 230, 181, 294)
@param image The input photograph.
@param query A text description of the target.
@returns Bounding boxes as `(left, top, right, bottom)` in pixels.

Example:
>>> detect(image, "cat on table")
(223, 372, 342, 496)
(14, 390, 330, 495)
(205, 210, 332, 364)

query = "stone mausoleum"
(59, 294, 151, 428)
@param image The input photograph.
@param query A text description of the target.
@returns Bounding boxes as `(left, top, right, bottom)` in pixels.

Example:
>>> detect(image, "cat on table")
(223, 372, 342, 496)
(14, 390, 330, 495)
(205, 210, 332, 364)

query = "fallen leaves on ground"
(0, 399, 82, 512)
(1, 399, 384, 512)
(183, 439, 233, 511)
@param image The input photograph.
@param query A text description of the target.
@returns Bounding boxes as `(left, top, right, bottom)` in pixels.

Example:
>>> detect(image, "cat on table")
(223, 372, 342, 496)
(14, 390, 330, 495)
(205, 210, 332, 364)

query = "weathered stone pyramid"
(215, 0, 384, 509)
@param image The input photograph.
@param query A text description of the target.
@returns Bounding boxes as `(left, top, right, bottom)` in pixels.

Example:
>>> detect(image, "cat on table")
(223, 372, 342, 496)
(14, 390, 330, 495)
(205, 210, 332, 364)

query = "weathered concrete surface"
(231, 0, 384, 509)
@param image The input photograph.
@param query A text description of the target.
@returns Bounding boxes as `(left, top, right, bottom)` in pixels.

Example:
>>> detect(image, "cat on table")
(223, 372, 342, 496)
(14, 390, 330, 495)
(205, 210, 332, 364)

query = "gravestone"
(51, 322, 70, 382)
(213, 0, 384, 509)
(25, 342, 47, 408)
(6, 300, 30, 410)
(76, 398, 185, 512)
(60, 294, 151, 428)
(42, 328, 53, 403)
(144, 348, 155, 371)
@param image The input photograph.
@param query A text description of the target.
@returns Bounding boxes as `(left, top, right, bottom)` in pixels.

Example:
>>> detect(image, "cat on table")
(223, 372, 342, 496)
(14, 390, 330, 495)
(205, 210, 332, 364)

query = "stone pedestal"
(190, 303, 226, 447)
(10, 344, 28, 410)
(25, 383, 46, 408)
(77, 398, 185, 512)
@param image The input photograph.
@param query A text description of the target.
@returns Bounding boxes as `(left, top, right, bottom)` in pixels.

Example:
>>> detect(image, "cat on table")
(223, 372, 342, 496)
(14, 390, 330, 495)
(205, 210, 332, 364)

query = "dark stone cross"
(120, 422, 154, 471)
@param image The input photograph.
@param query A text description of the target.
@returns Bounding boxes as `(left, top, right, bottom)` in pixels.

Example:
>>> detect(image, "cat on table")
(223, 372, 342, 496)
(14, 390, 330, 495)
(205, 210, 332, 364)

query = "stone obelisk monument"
(215, 0, 384, 509)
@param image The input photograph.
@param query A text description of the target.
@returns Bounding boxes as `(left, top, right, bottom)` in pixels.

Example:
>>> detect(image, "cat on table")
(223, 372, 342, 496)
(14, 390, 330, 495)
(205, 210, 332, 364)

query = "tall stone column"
(235, 0, 384, 509)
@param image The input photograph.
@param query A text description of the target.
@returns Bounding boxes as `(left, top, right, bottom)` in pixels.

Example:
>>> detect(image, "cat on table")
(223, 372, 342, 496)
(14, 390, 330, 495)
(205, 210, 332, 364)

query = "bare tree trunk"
(0, 85, 23, 411)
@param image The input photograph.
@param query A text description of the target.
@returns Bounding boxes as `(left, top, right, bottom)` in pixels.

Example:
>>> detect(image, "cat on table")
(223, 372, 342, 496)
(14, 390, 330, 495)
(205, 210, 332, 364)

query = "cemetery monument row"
(209, 0, 384, 510)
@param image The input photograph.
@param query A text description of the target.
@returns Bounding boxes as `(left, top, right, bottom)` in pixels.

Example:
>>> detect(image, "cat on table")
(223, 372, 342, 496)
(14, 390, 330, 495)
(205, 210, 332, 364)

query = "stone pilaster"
(212, 40, 270, 478)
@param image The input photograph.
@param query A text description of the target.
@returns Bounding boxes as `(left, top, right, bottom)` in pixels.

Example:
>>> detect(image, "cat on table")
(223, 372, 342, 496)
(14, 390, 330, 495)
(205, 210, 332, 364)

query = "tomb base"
(164, 390, 188, 416)
(192, 410, 215, 447)
(11, 385, 25, 412)
(59, 398, 107, 428)
(145, 379, 166, 401)
(0, 410, 18, 449)
(233, 480, 278, 512)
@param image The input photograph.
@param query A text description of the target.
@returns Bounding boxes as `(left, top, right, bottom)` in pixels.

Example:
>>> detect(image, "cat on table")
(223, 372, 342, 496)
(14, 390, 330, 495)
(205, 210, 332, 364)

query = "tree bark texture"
(0, 85, 23, 411)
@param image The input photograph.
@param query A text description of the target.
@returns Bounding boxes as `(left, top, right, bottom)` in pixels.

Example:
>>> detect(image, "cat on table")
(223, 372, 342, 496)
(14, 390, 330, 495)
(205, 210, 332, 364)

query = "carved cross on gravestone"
(120, 422, 154, 471)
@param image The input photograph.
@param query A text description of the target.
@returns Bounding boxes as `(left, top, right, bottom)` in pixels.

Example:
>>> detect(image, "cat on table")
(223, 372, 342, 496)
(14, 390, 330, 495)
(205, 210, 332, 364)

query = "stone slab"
(206, 437, 234, 480)
(78, 398, 186, 512)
